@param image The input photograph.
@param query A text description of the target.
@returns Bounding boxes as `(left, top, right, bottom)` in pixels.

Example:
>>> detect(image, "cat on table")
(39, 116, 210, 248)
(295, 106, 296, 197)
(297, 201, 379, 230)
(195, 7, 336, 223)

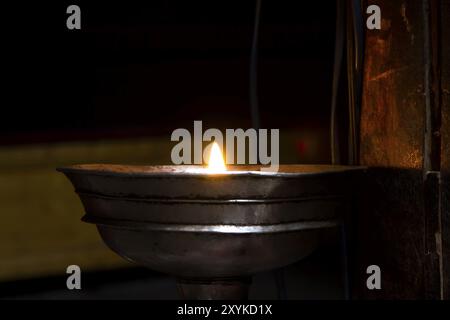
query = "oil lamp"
(58, 142, 364, 299)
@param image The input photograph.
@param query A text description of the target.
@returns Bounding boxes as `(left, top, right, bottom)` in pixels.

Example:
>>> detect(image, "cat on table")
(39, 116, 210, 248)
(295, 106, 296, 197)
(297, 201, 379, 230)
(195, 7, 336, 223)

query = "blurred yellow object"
(0, 137, 173, 282)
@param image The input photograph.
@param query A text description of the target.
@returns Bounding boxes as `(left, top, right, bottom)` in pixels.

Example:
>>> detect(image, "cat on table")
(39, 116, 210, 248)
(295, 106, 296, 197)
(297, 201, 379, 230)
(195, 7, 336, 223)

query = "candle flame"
(206, 142, 226, 173)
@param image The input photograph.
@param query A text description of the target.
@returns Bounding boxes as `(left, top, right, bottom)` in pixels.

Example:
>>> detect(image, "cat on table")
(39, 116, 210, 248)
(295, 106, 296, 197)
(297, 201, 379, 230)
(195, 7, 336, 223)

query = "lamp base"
(176, 277, 251, 300)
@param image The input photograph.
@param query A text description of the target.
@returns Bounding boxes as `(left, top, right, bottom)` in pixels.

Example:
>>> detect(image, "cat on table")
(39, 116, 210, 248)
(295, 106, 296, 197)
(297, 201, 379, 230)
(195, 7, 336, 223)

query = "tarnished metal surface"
(76, 193, 343, 227)
(96, 226, 320, 278)
(84, 217, 339, 234)
(59, 164, 363, 200)
(59, 164, 363, 228)
(58, 164, 364, 291)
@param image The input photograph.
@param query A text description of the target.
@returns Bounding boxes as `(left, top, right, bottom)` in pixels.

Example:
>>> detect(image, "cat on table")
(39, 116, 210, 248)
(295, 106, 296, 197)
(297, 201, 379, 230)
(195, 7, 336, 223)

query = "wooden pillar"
(439, 0, 450, 300)
(356, 0, 449, 299)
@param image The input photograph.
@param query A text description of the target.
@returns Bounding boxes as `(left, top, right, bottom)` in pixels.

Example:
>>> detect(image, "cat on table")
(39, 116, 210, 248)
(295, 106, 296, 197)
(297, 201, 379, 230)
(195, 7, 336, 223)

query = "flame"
(206, 142, 226, 173)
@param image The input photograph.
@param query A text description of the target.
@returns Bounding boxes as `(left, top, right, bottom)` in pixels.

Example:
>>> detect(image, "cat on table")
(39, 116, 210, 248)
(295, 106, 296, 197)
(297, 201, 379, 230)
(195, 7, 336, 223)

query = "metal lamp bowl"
(58, 164, 364, 298)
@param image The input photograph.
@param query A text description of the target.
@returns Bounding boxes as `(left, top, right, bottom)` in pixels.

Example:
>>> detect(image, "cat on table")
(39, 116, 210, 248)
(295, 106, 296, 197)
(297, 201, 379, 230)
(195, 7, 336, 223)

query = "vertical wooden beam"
(357, 0, 446, 298)
(439, 0, 450, 300)
(422, 0, 443, 299)
(360, 0, 425, 169)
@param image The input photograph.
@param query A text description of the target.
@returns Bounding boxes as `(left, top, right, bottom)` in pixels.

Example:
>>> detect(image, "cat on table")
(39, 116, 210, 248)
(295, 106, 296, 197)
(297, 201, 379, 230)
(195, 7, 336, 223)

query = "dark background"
(3, 0, 336, 146)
